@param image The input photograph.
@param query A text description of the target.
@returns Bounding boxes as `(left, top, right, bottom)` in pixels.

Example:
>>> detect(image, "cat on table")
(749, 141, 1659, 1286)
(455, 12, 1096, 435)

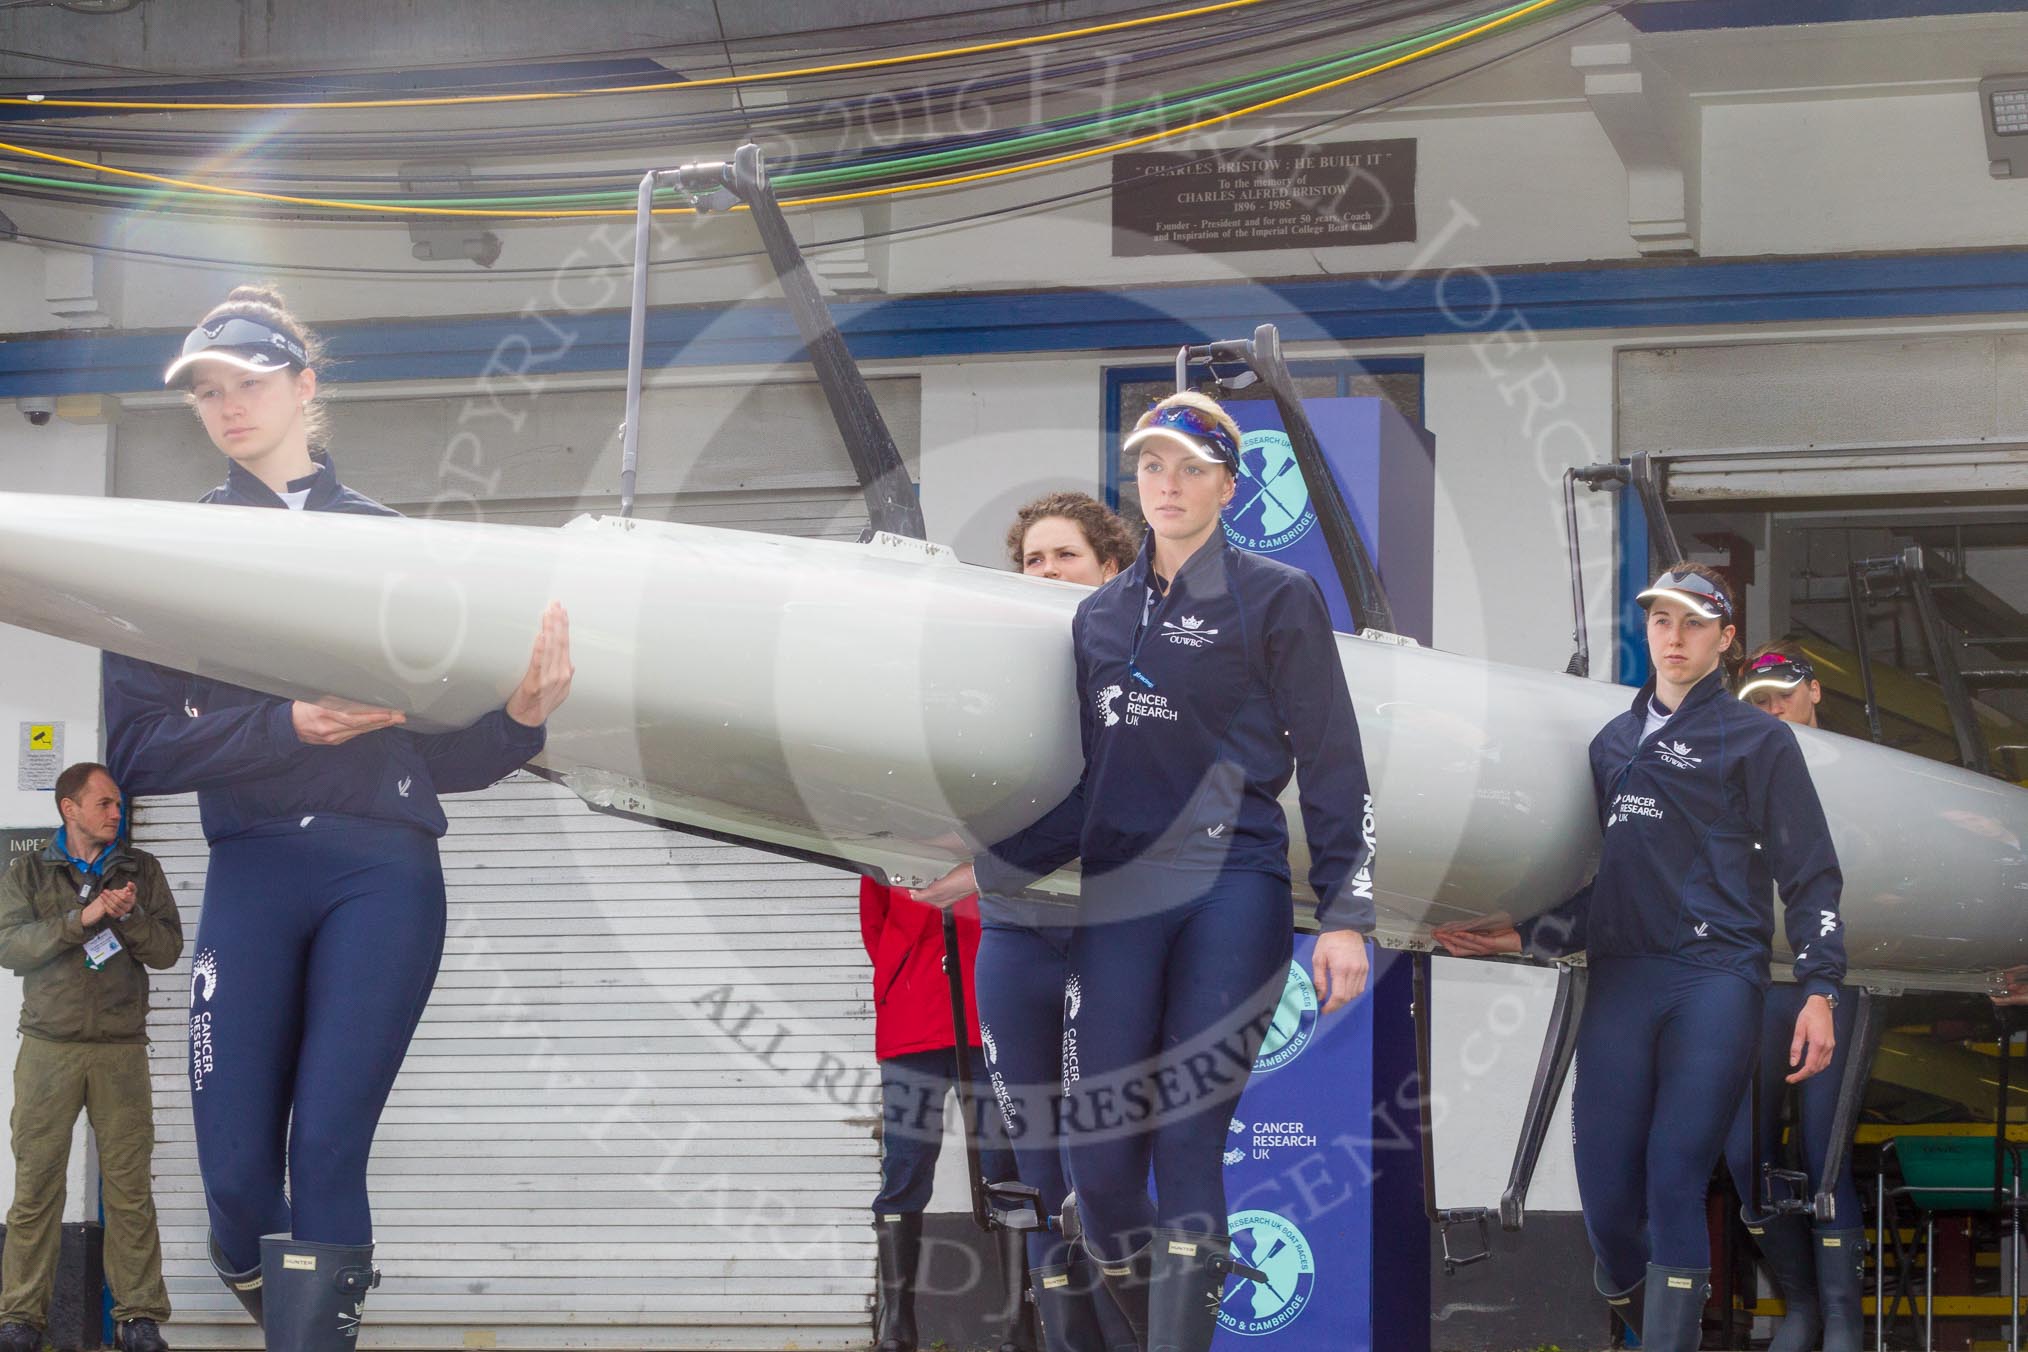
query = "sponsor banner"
(1214, 932, 1373, 1352)
(1220, 398, 1434, 643)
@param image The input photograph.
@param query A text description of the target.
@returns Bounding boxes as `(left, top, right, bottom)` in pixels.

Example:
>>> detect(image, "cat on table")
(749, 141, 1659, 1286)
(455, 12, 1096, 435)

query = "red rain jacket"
(859, 878, 983, 1060)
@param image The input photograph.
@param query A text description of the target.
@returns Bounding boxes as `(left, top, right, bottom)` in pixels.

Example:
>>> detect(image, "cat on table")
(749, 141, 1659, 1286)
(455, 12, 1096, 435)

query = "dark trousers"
(191, 819, 447, 1270)
(1723, 983, 1863, 1224)
(1061, 867, 1292, 1262)
(1574, 956, 1762, 1287)
(875, 1047, 1019, 1214)
(974, 919, 1077, 1267)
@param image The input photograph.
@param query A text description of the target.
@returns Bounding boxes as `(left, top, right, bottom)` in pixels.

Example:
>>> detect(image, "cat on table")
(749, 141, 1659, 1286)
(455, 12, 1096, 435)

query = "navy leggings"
(1723, 984, 1862, 1226)
(1062, 867, 1292, 1262)
(189, 819, 447, 1270)
(974, 917, 1077, 1268)
(874, 1047, 1018, 1214)
(1573, 956, 1762, 1286)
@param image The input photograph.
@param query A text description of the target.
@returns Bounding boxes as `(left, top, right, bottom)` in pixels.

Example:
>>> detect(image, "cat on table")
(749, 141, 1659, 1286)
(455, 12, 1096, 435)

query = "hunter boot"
(1144, 1229, 1233, 1352)
(872, 1213, 924, 1352)
(1596, 1261, 1644, 1346)
(1062, 1190, 1148, 1351)
(1079, 1245, 1145, 1352)
(210, 1234, 264, 1327)
(1638, 1264, 1710, 1352)
(1031, 1257, 1113, 1352)
(1091, 1246, 1151, 1351)
(1812, 1229, 1866, 1352)
(993, 1225, 1040, 1352)
(1742, 1212, 1821, 1352)
(259, 1235, 380, 1352)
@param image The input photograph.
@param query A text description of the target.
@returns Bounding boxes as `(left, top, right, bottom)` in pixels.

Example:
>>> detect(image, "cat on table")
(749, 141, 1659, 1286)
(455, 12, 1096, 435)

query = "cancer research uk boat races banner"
(1213, 932, 1375, 1352)
(1220, 397, 1434, 644)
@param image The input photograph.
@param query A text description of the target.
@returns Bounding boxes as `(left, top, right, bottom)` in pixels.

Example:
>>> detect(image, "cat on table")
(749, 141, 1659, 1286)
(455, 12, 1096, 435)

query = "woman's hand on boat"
(1431, 923, 1522, 958)
(507, 602, 574, 728)
(1313, 929, 1371, 1014)
(292, 700, 405, 745)
(910, 862, 976, 910)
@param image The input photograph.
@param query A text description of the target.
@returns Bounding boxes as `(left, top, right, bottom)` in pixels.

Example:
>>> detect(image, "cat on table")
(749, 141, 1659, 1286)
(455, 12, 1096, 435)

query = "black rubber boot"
(259, 1235, 380, 1352)
(1061, 1190, 1148, 1352)
(1595, 1261, 1644, 1346)
(112, 1319, 168, 1352)
(1145, 1229, 1232, 1352)
(210, 1234, 264, 1327)
(872, 1213, 923, 1352)
(1742, 1211, 1821, 1352)
(1032, 1258, 1114, 1352)
(1813, 1229, 1866, 1352)
(993, 1226, 1040, 1352)
(0, 1323, 39, 1352)
(1091, 1245, 1151, 1351)
(1638, 1264, 1709, 1352)
(1079, 1246, 1144, 1352)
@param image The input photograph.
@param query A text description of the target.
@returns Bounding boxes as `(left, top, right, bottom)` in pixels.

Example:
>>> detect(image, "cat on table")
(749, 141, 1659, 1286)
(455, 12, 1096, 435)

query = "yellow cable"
(788, 0, 1560, 207)
(0, 0, 1264, 111)
(0, 0, 1558, 219)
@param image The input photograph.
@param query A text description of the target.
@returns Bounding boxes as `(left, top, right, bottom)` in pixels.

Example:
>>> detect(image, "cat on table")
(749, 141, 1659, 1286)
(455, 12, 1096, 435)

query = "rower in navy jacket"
(1438, 563, 1844, 1352)
(101, 284, 573, 1352)
(915, 392, 1375, 1352)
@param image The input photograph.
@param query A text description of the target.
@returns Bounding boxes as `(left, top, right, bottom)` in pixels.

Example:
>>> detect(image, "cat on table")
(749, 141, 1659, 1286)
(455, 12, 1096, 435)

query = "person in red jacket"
(861, 879, 1028, 1352)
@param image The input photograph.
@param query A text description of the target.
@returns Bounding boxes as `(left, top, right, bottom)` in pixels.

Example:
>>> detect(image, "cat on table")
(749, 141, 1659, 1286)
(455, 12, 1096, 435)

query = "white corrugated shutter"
(137, 775, 876, 1349)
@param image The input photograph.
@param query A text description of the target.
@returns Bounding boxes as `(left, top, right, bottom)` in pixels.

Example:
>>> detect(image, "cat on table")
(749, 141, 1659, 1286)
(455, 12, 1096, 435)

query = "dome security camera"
(17, 397, 55, 427)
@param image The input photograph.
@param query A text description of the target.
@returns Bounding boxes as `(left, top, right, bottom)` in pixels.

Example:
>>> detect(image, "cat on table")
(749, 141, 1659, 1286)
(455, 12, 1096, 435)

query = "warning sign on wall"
(17, 721, 64, 792)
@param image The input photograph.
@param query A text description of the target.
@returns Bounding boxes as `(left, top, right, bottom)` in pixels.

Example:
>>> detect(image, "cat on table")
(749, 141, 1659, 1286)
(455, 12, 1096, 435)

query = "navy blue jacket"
(974, 534, 1375, 932)
(1518, 668, 1846, 996)
(102, 452, 546, 844)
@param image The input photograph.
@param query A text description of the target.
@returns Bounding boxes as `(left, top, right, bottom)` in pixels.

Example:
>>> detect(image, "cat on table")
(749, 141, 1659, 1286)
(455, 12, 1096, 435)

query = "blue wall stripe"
(7, 249, 2028, 397)
(1627, 0, 2028, 31)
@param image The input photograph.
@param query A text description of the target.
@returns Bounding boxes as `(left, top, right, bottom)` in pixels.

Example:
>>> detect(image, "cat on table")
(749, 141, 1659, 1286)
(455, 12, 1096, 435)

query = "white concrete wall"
(0, 417, 115, 1223)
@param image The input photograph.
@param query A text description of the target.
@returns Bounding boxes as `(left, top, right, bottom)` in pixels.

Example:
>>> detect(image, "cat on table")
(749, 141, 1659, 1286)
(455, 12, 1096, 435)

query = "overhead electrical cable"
(0, 0, 1570, 220)
(0, 0, 1621, 279)
(0, 0, 1480, 210)
(0, 0, 1271, 111)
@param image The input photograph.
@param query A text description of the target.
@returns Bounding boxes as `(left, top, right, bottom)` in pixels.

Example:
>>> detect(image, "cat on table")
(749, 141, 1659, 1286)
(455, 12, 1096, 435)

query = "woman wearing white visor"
(1437, 565, 1845, 1352)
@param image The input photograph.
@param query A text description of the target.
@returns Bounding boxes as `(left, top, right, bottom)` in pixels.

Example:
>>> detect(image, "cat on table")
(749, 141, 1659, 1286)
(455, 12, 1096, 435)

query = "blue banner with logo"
(1206, 395, 1433, 1351)
(1214, 933, 1374, 1351)
(1220, 398, 1434, 644)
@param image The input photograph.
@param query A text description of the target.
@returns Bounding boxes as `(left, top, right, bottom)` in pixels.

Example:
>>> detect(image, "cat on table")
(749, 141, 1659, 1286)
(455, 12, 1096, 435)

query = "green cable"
(0, 0, 1569, 215)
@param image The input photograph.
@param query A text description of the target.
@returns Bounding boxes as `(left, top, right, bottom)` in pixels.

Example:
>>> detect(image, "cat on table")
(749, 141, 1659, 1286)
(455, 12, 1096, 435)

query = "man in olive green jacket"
(0, 763, 182, 1352)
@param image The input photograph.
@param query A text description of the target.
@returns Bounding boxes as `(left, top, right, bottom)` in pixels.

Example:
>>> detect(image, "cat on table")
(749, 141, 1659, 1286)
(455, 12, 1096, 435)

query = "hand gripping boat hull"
(0, 492, 2021, 992)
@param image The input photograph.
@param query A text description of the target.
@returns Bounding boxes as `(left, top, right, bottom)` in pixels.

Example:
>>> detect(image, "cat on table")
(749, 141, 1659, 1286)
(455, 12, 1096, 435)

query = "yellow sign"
(27, 726, 52, 752)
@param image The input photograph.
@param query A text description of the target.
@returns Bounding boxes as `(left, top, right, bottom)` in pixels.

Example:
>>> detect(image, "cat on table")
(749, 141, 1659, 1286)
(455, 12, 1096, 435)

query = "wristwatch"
(1816, 990, 1839, 1010)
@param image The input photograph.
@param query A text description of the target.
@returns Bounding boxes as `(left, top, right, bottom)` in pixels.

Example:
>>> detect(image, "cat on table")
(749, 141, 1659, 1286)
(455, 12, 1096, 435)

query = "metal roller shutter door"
(136, 774, 875, 1349)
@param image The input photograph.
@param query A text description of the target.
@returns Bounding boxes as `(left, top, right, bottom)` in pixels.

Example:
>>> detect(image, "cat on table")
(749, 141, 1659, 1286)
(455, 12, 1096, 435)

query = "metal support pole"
(1902, 546, 1992, 775)
(621, 168, 681, 519)
(940, 907, 990, 1232)
(1500, 965, 1587, 1230)
(1173, 325, 1395, 635)
(1849, 561, 1889, 745)
(1815, 987, 1880, 1225)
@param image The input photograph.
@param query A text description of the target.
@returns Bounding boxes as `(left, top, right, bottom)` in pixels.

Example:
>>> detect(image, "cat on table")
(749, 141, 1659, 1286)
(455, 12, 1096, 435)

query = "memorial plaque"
(1111, 140, 1415, 256)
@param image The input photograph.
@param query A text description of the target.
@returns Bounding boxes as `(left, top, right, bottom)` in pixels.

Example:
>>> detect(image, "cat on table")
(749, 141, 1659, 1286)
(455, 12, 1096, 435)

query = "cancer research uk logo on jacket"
(1222, 430, 1319, 554)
